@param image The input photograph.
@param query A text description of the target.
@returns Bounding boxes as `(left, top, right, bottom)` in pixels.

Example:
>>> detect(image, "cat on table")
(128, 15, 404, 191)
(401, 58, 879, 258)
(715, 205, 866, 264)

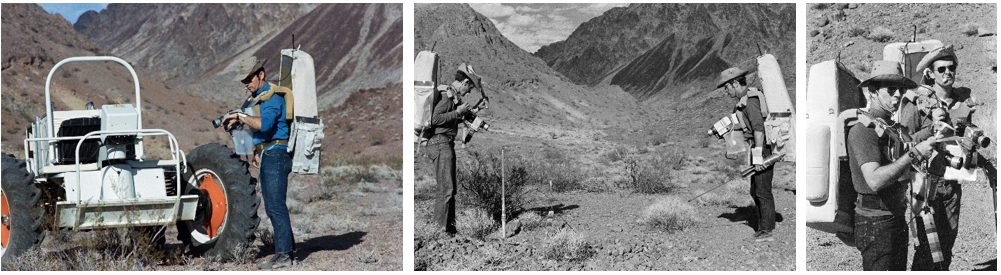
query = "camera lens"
(945, 155, 963, 169)
(213, 118, 222, 128)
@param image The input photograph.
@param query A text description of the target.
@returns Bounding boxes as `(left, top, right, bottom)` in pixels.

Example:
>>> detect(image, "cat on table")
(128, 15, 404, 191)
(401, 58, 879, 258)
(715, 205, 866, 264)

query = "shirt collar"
(868, 107, 892, 121)
(254, 82, 271, 97)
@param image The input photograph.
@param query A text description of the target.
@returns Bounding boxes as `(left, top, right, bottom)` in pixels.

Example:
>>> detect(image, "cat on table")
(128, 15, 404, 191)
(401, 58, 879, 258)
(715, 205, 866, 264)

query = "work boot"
(258, 253, 294, 269)
(755, 230, 775, 242)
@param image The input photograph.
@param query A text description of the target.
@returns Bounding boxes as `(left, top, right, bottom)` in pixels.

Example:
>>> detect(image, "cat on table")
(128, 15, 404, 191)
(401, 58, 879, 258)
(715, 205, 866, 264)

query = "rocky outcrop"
(535, 4, 795, 99)
(2, 3, 102, 70)
(73, 3, 317, 81)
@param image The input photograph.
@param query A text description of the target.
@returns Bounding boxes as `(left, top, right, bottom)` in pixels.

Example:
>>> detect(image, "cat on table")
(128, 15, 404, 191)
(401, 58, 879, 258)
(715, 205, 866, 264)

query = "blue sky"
(469, 3, 628, 53)
(38, 3, 108, 24)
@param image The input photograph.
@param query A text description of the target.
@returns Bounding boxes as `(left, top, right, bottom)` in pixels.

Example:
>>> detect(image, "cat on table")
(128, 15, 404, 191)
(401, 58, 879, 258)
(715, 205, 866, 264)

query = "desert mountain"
(74, 4, 317, 84)
(535, 3, 796, 100)
(415, 3, 642, 132)
(3, 3, 402, 161)
(74, 3, 401, 111)
(2, 3, 232, 155)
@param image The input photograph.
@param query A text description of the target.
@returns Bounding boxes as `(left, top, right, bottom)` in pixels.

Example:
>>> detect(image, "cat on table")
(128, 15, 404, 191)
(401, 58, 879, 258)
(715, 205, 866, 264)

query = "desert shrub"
(866, 27, 895, 42)
(415, 219, 447, 243)
(961, 22, 980, 36)
(542, 229, 593, 262)
(519, 211, 548, 231)
(810, 3, 828, 10)
(458, 150, 532, 220)
(601, 145, 629, 163)
(456, 208, 496, 240)
(531, 146, 586, 192)
(649, 134, 668, 146)
(640, 196, 700, 232)
(7, 227, 172, 270)
(846, 26, 868, 37)
(693, 176, 752, 208)
(624, 149, 681, 194)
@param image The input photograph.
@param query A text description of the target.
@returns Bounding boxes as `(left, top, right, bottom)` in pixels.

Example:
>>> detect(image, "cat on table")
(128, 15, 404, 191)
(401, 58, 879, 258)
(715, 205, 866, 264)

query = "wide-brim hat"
(234, 56, 267, 81)
(915, 45, 958, 74)
(716, 67, 749, 88)
(858, 60, 918, 89)
(457, 63, 483, 91)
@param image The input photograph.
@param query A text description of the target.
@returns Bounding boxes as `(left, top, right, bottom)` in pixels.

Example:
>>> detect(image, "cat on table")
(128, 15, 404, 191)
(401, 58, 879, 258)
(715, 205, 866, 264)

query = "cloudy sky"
(470, 3, 628, 53)
(38, 3, 108, 24)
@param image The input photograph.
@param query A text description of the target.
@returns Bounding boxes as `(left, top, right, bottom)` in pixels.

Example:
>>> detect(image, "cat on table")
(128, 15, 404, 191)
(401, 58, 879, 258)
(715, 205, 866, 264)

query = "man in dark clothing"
(897, 45, 991, 271)
(718, 67, 775, 242)
(846, 60, 937, 271)
(427, 63, 482, 234)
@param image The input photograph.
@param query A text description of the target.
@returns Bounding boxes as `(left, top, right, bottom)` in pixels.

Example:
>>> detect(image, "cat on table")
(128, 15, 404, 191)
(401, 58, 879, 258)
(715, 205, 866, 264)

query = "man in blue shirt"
(222, 56, 294, 269)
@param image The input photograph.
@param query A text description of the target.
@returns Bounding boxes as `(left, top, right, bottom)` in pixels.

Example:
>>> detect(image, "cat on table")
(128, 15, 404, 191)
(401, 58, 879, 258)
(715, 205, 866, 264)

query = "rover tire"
(177, 144, 259, 262)
(1, 154, 45, 268)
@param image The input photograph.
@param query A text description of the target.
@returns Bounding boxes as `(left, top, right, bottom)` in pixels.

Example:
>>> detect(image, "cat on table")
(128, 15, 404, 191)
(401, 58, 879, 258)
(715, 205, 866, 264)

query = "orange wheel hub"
(199, 174, 227, 238)
(1, 191, 8, 249)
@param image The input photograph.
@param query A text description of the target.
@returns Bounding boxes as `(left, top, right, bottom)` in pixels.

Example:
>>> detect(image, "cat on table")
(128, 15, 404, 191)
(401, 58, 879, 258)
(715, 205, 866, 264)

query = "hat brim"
(716, 70, 749, 88)
(858, 74, 918, 90)
(234, 60, 267, 81)
(458, 70, 483, 91)
(914, 46, 957, 74)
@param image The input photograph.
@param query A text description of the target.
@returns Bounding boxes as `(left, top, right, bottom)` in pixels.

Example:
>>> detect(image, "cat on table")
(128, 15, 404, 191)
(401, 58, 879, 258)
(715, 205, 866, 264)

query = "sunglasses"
(935, 65, 957, 74)
(873, 85, 905, 95)
(241, 75, 256, 85)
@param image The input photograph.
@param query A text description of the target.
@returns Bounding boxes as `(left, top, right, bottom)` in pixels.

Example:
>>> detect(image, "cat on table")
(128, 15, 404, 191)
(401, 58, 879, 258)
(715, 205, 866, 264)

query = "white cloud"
(469, 3, 516, 18)
(475, 3, 628, 52)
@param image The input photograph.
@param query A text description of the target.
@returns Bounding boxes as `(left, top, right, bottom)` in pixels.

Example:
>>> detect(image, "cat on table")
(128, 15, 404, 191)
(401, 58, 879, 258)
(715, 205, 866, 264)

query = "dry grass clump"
(5, 227, 177, 271)
(456, 208, 496, 240)
(414, 219, 447, 244)
(866, 26, 895, 42)
(640, 196, 700, 232)
(846, 26, 868, 37)
(600, 145, 629, 164)
(542, 228, 593, 262)
(518, 211, 548, 231)
(960, 22, 981, 36)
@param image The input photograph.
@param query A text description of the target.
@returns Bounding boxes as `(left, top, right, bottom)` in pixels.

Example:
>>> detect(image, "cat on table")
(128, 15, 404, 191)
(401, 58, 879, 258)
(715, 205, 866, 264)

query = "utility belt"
(425, 134, 455, 146)
(857, 193, 891, 211)
(254, 139, 288, 156)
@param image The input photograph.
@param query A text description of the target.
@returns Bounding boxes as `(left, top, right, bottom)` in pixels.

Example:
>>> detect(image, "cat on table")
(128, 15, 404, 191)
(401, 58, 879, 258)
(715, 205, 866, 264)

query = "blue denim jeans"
(260, 144, 294, 254)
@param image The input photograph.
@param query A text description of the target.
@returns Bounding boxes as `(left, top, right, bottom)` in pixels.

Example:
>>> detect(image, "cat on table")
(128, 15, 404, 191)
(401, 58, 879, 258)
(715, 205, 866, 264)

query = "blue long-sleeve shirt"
(252, 83, 290, 146)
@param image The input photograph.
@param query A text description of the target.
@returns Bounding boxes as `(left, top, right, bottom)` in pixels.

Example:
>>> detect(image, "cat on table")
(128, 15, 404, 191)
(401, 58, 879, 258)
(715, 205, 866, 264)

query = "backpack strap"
(252, 83, 293, 121)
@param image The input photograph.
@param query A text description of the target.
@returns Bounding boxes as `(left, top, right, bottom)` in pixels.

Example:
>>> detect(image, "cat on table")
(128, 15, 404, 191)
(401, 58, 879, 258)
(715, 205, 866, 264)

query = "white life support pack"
(414, 50, 439, 143)
(756, 54, 796, 162)
(803, 60, 867, 243)
(280, 48, 324, 175)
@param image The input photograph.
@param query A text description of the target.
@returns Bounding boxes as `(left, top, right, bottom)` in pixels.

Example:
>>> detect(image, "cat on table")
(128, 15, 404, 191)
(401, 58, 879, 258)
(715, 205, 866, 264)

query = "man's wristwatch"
(908, 147, 924, 162)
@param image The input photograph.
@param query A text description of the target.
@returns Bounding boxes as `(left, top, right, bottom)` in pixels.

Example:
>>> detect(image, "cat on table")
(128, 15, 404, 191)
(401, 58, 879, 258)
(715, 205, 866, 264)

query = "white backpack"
(280, 47, 324, 174)
(414, 50, 439, 144)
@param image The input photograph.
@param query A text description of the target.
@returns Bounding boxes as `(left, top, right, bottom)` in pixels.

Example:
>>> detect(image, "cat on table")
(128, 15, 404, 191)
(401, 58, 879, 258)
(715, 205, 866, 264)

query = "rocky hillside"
(1, 3, 231, 155)
(74, 4, 317, 83)
(415, 3, 641, 130)
(535, 3, 795, 100)
(3, 3, 402, 161)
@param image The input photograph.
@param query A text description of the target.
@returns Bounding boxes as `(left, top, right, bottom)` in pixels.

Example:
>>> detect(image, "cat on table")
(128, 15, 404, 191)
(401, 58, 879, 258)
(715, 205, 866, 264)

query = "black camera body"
(213, 110, 245, 132)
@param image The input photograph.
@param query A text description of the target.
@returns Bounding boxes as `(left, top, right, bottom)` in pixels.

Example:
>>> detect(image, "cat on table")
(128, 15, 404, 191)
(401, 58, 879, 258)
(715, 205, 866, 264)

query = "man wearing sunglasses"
(847, 60, 937, 270)
(717, 67, 776, 242)
(222, 56, 295, 269)
(897, 45, 981, 271)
